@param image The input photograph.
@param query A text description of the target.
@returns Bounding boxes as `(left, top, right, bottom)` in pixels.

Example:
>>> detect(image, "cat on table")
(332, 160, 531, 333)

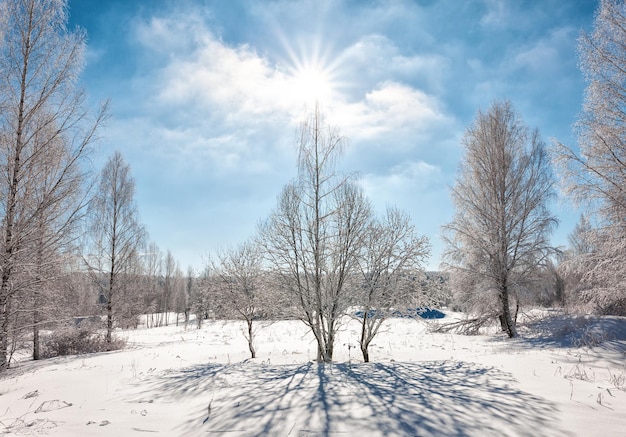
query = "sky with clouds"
(67, 0, 598, 271)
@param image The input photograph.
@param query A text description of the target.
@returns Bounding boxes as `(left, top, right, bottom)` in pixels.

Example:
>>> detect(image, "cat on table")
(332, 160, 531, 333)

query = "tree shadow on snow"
(512, 315, 626, 366)
(129, 360, 571, 436)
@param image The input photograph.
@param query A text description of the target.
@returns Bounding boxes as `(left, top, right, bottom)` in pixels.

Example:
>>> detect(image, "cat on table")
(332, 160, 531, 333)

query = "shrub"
(41, 325, 126, 358)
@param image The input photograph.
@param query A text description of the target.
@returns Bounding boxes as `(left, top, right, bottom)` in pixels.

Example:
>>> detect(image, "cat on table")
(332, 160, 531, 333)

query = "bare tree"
(259, 106, 372, 362)
(183, 265, 194, 329)
(191, 266, 215, 329)
(172, 259, 187, 327)
(0, 0, 107, 369)
(556, 215, 594, 310)
(213, 239, 266, 358)
(355, 207, 430, 362)
(85, 151, 145, 347)
(142, 242, 163, 328)
(159, 249, 178, 326)
(553, 0, 626, 314)
(443, 101, 557, 338)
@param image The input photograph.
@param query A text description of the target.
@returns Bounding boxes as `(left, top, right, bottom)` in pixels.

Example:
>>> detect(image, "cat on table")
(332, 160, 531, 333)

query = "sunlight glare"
(275, 32, 345, 109)
(291, 64, 334, 105)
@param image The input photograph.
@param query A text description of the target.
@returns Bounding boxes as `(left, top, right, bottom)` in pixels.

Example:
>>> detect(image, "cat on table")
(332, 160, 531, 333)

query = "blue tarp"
(355, 307, 445, 320)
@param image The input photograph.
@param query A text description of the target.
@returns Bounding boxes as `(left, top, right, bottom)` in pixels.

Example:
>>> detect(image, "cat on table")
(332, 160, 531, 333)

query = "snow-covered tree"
(85, 151, 145, 347)
(213, 239, 266, 358)
(355, 207, 430, 362)
(443, 101, 557, 338)
(259, 106, 372, 362)
(553, 0, 626, 314)
(0, 0, 106, 369)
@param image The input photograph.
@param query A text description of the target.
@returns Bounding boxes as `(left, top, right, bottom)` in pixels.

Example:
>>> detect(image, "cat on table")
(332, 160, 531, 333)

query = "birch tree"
(142, 242, 163, 328)
(553, 0, 626, 314)
(443, 101, 557, 338)
(85, 151, 145, 346)
(356, 207, 430, 362)
(183, 265, 194, 329)
(160, 250, 177, 326)
(0, 0, 106, 369)
(259, 107, 372, 362)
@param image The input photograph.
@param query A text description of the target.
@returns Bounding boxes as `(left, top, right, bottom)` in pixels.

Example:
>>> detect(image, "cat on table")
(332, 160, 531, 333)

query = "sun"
(290, 63, 334, 106)
(278, 35, 343, 108)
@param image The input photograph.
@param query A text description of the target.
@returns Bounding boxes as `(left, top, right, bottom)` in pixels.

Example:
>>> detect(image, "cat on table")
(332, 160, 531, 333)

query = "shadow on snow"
(510, 315, 626, 367)
(130, 360, 570, 436)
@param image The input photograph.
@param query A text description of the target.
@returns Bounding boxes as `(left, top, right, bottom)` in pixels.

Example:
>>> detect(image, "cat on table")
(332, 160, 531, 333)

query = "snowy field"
(1, 311, 625, 436)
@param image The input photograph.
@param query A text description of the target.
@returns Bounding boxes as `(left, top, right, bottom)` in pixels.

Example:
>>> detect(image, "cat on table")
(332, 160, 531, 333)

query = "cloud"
(134, 13, 210, 55)
(72, 0, 594, 272)
(339, 34, 448, 91)
(360, 160, 443, 205)
(512, 27, 576, 75)
(152, 31, 293, 119)
(334, 82, 448, 142)
(126, 12, 453, 173)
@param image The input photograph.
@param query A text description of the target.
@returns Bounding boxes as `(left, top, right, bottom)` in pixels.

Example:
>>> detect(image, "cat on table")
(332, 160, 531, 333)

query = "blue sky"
(68, 0, 597, 271)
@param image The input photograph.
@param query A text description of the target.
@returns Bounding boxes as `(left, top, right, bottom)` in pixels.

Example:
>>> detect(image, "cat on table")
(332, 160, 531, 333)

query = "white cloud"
(156, 37, 292, 118)
(334, 82, 448, 142)
(128, 14, 453, 171)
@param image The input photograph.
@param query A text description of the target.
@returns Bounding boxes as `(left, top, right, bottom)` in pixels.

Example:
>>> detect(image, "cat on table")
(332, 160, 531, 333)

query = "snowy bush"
(41, 325, 125, 358)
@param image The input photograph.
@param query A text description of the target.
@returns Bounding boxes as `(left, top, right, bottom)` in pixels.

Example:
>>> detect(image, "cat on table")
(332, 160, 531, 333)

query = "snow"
(1, 312, 625, 436)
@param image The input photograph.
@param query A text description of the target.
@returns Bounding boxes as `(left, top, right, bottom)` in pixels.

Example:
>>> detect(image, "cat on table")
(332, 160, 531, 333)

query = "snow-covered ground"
(1, 311, 625, 436)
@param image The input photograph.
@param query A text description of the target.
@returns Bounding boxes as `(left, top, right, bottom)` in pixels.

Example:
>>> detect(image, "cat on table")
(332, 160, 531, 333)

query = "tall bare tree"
(0, 0, 107, 369)
(142, 242, 163, 328)
(160, 249, 178, 326)
(443, 101, 557, 338)
(85, 151, 145, 346)
(553, 0, 626, 314)
(356, 207, 430, 362)
(183, 265, 194, 329)
(259, 107, 372, 362)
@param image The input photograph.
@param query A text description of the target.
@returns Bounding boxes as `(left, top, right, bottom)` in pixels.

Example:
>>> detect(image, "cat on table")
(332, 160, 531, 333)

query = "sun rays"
(276, 33, 346, 108)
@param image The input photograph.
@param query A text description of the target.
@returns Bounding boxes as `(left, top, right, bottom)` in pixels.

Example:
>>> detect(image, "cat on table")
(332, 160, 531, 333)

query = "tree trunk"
(322, 331, 334, 363)
(246, 319, 256, 359)
(33, 223, 44, 361)
(0, 247, 16, 370)
(33, 306, 41, 360)
(361, 345, 370, 363)
(106, 266, 114, 347)
(500, 285, 518, 338)
(0, 292, 11, 370)
(360, 314, 370, 363)
(499, 314, 507, 332)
